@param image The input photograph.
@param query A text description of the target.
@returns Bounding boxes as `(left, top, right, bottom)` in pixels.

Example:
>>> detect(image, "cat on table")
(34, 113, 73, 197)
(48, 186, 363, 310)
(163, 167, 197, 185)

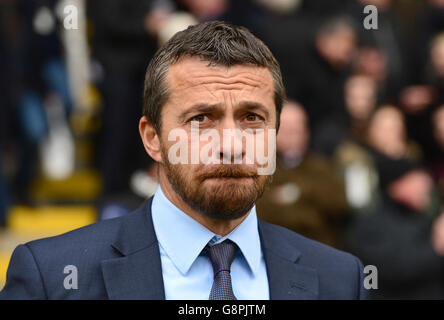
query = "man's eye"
(245, 114, 261, 122)
(191, 114, 208, 122)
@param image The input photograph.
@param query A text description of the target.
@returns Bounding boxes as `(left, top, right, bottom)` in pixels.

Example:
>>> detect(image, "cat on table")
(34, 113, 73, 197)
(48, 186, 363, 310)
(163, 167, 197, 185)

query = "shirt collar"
(151, 185, 262, 276)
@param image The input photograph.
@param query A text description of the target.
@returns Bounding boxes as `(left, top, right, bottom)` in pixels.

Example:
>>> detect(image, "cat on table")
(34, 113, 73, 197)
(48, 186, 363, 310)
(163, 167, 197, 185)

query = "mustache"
(197, 165, 257, 180)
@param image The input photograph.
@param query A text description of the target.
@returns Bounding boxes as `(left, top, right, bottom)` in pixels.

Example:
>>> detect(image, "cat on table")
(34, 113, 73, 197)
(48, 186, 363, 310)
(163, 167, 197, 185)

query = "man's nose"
(218, 117, 245, 164)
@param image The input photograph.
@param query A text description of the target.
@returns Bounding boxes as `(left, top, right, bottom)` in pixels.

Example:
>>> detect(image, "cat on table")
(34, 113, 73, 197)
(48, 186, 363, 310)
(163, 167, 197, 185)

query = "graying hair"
(143, 21, 286, 133)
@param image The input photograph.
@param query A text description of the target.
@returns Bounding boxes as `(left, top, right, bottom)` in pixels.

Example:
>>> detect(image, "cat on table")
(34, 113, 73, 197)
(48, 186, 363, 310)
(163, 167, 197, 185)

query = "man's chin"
(191, 184, 257, 220)
(194, 200, 255, 221)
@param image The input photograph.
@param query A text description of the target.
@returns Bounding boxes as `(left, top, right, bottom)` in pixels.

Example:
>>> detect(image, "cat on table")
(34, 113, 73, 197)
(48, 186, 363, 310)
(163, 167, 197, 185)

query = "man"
(0, 21, 367, 300)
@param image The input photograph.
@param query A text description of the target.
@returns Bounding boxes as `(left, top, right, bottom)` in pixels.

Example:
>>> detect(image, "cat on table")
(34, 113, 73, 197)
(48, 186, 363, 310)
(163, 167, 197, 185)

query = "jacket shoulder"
(259, 220, 367, 299)
(27, 211, 126, 253)
(1, 202, 152, 299)
(260, 220, 357, 260)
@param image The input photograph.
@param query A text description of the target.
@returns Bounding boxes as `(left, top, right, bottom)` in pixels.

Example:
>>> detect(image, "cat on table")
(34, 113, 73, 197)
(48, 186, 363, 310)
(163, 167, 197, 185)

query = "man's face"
(157, 56, 276, 220)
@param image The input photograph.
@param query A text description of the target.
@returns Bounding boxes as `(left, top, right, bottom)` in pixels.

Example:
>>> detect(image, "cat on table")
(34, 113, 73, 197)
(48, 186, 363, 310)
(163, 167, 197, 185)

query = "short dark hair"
(143, 21, 286, 133)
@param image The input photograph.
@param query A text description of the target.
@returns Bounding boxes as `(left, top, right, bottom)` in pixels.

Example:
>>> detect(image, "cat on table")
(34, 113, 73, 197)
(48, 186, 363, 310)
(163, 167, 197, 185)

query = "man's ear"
(139, 116, 162, 162)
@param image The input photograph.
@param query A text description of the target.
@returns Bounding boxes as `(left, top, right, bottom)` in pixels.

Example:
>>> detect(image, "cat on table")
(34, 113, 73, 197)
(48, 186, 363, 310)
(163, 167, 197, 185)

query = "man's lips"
(205, 176, 252, 180)
(203, 176, 253, 185)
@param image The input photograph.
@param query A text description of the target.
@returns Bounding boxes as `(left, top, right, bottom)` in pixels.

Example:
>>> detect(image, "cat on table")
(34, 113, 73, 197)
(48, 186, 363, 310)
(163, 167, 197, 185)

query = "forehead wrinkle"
(171, 65, 270, 89)
(176, 77, 264, 92)
(167, 60, 275, 115)
(168, 56, 273, 90)
(170, 76, 270, 106)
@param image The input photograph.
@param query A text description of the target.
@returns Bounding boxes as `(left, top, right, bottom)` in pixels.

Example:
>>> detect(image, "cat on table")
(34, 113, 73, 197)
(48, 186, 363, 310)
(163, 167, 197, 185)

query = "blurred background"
(1, 0, 444, 299)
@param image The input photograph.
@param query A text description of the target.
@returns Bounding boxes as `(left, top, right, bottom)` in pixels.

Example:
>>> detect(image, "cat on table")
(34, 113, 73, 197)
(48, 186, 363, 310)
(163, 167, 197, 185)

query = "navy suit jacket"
(0, 198, 368, 299)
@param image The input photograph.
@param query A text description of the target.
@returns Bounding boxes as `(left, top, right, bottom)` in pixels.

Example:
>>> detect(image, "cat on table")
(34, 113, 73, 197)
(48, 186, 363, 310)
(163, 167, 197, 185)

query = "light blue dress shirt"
(151, 186, 270, 300)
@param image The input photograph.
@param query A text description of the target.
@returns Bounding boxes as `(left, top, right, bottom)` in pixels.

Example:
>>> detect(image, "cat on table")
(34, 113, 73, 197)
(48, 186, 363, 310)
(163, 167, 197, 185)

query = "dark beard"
(162, 150, 271, 220)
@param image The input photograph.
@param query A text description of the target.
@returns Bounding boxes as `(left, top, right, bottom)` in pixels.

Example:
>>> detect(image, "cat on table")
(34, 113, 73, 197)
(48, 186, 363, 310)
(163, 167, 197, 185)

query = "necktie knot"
(206, 240, 238, 276)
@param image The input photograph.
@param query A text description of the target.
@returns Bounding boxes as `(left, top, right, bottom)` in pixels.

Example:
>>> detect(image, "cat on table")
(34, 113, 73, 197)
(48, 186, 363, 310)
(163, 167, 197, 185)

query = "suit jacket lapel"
(258, 220, 319, 300)
(101, 198, 166, 300)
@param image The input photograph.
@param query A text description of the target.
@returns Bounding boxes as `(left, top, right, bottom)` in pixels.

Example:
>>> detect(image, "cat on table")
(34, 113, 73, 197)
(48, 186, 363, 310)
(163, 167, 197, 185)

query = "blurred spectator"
(350, 0, 410, 102)
(353, 45, 389, 98)
(366, 105, 422, 161)
(255, 0, 302, 16)
(399, 85, 437, 116)
(335, 140, 378, 212)
(0, 0, 17, 226)
(314, 16, 357, 73)
(257, 101, 349, 249)
(11, 0, 73, 200)
(307, 16, 358, 156)
(152, 0, 265, 47)
(425, 32, 444, 102)
(258, 3, 314, 100)
(344, 74, 378, 139)
(178, 0, 266, 34)
(399, 29, 443, 162)
(414, 0, 444, 81)
(0, 0, 18, 145)
(345, 153, 444, 299)
(155, 11, 197, 46)
(431, 207, 444, 257)
(179, 0, 229, 20)
(300, 0, 355, 17)
(430, 105, 444, 199)
(334, 74, 379, 211)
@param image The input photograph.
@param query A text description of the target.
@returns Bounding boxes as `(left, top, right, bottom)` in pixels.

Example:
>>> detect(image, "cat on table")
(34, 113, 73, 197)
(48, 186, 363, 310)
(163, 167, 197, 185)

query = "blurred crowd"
(1, 0, 444, 299)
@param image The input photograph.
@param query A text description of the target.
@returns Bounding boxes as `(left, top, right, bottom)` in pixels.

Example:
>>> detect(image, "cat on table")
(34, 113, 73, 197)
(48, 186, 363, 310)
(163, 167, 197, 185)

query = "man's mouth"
(206, 176, 252, 180)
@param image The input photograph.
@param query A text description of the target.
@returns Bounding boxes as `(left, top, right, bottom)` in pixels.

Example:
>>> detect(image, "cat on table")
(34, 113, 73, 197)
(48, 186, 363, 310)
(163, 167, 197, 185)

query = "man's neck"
(158, 172, 250, 236)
